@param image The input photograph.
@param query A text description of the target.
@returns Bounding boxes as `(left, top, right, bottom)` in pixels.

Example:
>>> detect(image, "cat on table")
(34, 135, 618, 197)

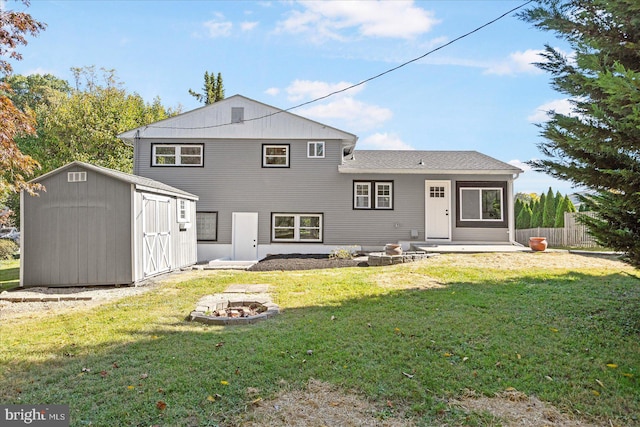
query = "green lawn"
(0, 253, 638, 426)
(0, 259, 19, 291)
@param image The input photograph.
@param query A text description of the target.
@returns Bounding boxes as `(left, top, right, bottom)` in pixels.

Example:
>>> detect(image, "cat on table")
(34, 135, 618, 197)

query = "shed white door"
(232, 212, 258, 260)
(142, 194, 172, 276)
(425, 181, 451, 240)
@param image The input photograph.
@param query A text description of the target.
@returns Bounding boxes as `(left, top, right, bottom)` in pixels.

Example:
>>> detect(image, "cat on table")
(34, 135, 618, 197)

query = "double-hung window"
(177, 199, 189, 223)
(307, 141, 325, 158)
(272, 213, 322, 242)
(152, 144, 203, 166)
(353, 181, 393, 209)
(456, 181, 507, 228)
(263, 144, 290, 167)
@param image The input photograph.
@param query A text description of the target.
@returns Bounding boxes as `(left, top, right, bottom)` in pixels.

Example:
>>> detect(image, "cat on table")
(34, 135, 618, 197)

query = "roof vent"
(231, 107, 244, 124)
(419, 159, 424, 166)
(68, 171, 87, 182)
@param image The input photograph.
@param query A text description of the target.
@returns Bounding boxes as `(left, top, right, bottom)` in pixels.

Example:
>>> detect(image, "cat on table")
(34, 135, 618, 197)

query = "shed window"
(263, 144, 290, 167)
(67, 171, 87, 182)
(196, 212, 218, 241)
(272, 213, 322, 242)
(307, 141, 325, 158)
(152, 144, 203, 166)
(177, 199, 190, 223)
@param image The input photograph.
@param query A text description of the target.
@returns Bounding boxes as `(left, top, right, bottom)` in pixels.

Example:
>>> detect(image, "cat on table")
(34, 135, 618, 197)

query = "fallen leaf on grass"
(549, 327, 559, 333)
(402, 372, 414, 379)
(595, 379, 605, 388)
(622, 373, 634, 378)
(207, 394, 221, 402)
(81, 367, 91, 373)
(606, 363, 618, 369)
(444, 353, 452, 357)
(100, 371, 108, 378)
(221, 380, 229, 386)
(140, 373, 149, 380)
(112, 362, 119, 369)
(127, 385, 135, 390)
(156, 401, 167, 411)
(592, 390, 600, 396)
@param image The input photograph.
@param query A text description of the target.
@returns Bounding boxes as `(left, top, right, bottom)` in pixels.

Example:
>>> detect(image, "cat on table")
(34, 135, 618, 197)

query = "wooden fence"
(515, 212, 598, 248)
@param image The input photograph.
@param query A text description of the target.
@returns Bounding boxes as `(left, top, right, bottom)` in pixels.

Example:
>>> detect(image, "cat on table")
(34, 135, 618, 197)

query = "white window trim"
(272, 213, 323, 242)
(152, 144, 203, 166)
(177, 199, 189, 223)
(354, 182, 371, 209)
(459, 187, 504, 222)
(307, 141, 325, 158)
(263, 144, 290, 167)
(375, 182, 393, 209)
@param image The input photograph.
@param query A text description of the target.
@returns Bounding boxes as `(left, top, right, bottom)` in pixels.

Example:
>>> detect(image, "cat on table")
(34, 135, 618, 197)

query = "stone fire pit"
(190, 284, 279, 325)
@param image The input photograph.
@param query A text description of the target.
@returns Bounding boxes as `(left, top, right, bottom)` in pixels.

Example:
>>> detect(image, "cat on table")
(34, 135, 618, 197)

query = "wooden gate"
(142, 194, 172, 277)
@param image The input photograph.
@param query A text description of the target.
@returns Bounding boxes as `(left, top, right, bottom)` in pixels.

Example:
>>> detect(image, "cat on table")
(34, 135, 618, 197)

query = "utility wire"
(147, 0, 533, 131)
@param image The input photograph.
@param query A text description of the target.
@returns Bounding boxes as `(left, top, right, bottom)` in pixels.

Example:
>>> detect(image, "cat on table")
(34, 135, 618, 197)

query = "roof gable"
(30, 161, 198, 199)
(118, 95, 357, 146)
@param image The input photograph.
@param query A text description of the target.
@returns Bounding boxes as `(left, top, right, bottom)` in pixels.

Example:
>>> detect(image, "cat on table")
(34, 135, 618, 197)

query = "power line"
(147, 1, 533, 131)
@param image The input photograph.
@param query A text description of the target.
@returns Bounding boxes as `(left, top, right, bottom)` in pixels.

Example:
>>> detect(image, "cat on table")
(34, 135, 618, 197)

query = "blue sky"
(8, 0, 580, 195)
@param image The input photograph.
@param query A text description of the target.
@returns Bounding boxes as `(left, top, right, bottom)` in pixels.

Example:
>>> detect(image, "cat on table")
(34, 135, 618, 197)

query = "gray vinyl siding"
(22, 166, 133, 287)
(134, 137, 513, 249)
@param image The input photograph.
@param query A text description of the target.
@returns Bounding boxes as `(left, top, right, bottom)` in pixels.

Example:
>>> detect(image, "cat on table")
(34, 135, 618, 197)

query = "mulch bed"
(247, 253, 367, 272)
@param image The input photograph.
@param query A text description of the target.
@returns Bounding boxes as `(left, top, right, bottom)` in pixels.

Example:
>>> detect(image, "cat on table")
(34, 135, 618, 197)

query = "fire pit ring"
(190, 285, 279, 325)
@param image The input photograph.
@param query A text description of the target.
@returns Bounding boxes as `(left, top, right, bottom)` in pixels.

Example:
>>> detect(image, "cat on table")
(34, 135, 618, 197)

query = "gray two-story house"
(119, 95, 523, 261)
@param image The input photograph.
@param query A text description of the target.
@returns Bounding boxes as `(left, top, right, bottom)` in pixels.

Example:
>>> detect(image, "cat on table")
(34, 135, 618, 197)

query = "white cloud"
(508, 159, 531, 172)
(358, 133, 414, 150)
(240, 21, 259, 31)
(276, 0, 439, 42)
(298, 96, 393, 131)
(528, 98, 573, 122)
(265, 87, 280, 96)
(203, 20, 233, 38)
(484, 49, 545, 76)
(285, 79, 363, 102)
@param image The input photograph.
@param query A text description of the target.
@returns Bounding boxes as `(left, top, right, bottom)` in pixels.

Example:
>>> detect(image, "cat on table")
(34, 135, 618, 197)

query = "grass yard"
(0, 252, 639, 426)
(0, 259, 19, 291)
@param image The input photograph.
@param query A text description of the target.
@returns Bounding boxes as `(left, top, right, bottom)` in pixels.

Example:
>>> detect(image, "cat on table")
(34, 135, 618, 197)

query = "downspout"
(508, 173, 523, 246)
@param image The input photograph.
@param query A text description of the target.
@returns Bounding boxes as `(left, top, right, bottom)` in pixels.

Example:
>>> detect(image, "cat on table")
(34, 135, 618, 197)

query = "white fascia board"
(338, 167, 522, 175)
(135, 184, 199, 201)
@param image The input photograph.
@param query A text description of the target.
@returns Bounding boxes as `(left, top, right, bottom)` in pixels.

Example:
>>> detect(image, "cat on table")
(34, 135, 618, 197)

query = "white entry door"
(425, 181, 451, 240)
(142, 194, 172, 276)
(232, 212, 258, 260)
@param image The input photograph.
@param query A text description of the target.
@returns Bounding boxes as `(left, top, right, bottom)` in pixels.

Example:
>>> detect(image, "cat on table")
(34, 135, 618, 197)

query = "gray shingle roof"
(339, 150, 523, 174)
(31, 161, 198, 200)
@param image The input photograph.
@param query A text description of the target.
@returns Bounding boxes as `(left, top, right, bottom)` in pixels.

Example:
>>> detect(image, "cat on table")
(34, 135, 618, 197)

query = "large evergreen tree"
(520, 0, 640, 266)
(189, 71, 224, 104)
(542, 187, 556, 227)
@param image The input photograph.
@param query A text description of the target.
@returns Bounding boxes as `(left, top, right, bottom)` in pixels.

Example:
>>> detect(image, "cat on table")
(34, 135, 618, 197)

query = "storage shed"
(20, 161, 199, 288)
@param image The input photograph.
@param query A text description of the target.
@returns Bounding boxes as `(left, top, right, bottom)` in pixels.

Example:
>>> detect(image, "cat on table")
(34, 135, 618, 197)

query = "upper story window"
(354, 181, 393, 210)
(307, 141, 325, 158)
(263, 144, 290, 168)
(152, 144, 203, 167)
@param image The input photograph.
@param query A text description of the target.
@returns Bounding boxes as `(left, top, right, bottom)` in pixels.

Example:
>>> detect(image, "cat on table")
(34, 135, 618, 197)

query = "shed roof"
(118, 94, 358, 152)
(30, 161, 199, 200)
(339, 150, 523, 175)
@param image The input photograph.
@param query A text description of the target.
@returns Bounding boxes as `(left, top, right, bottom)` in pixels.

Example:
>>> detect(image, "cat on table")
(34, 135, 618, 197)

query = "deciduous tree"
(0, 0, 45, 197)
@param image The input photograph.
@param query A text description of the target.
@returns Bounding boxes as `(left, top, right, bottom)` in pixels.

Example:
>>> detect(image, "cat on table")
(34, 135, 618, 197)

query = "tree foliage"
(520, 0, 640, 265)
(188, 71, 224, 104)
(0, 0, 45, 198)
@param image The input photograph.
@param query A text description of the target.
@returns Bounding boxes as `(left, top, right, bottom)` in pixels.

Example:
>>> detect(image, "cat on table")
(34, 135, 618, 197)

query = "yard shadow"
(1, 270, 639, 426)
